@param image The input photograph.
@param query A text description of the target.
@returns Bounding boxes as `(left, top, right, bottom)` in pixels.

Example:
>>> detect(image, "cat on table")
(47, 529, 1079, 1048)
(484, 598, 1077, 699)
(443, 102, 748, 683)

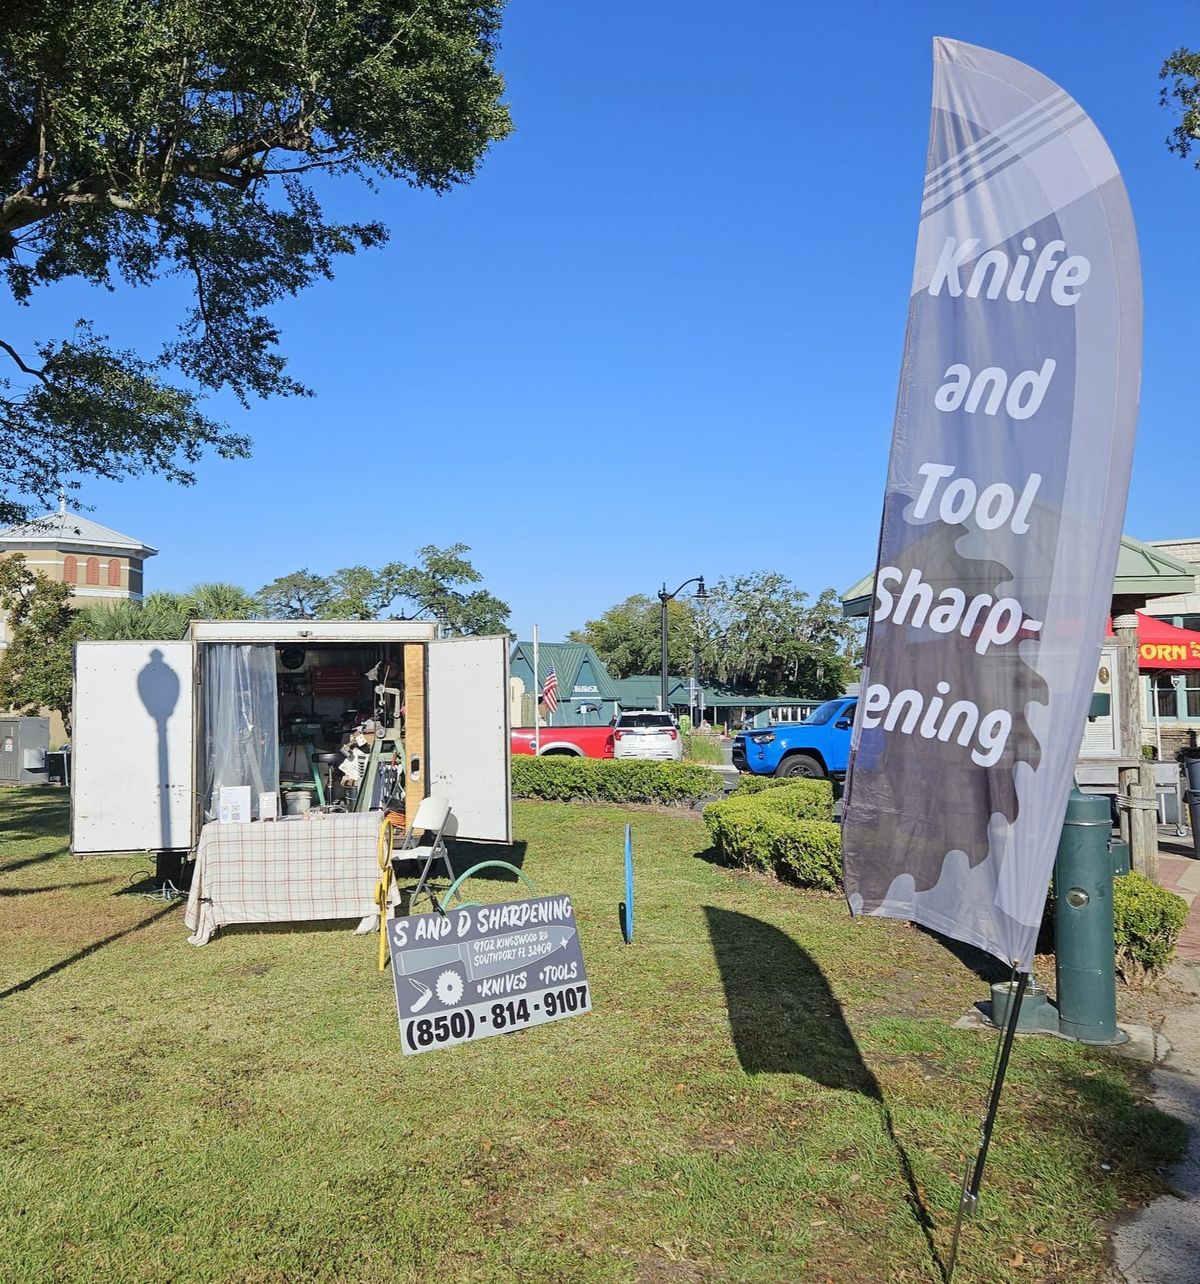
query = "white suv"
(612, 710, 684, 762)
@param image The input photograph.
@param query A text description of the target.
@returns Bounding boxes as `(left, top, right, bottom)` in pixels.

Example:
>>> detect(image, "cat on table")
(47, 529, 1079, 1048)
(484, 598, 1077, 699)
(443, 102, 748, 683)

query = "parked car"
(612, 710, 683, 762)
(510, 726, 614, 758)
(731, 697, 857, 780)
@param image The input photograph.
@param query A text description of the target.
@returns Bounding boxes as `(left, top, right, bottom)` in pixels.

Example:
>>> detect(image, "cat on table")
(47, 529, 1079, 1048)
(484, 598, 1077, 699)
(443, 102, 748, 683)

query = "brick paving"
(1154, 826, 1200, 962)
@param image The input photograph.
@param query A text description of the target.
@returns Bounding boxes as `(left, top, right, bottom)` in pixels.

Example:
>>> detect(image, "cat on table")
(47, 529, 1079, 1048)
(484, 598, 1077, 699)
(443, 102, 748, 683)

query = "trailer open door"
(426, 635, 511, 842)
(72, 641, 195, 854)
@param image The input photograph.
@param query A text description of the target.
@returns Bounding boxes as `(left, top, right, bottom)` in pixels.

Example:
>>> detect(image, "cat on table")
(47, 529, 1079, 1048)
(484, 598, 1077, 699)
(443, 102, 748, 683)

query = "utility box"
(0, 716, 50, 785)
(70, 621, 512, 855)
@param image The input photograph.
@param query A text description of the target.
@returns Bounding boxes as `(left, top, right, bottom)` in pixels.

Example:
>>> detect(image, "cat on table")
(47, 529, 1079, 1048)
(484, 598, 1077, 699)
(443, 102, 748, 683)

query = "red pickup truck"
(510, 726, 614, 758)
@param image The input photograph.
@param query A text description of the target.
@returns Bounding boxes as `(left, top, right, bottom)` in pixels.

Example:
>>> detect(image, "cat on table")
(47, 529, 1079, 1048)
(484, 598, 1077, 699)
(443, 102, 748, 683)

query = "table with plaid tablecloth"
(185, 811, 383, 946)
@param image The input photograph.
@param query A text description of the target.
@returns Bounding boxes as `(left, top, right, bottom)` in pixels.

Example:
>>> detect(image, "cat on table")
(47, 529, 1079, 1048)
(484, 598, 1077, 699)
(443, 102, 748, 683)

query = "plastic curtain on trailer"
(202, 644, 280, 821)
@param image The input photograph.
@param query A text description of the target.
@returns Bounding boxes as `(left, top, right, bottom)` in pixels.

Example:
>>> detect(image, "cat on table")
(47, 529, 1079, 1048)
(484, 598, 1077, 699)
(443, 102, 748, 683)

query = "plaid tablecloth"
(185, 811, 383, 946)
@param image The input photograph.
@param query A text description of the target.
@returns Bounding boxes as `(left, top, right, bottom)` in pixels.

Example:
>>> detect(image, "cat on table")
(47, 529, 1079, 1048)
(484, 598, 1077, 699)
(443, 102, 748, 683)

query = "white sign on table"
(218, 785, 252, 824)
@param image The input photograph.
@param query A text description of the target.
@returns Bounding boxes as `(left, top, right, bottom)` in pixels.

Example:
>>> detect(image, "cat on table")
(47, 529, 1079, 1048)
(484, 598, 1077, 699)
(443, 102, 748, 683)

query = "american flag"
(540, 665, 559, 713)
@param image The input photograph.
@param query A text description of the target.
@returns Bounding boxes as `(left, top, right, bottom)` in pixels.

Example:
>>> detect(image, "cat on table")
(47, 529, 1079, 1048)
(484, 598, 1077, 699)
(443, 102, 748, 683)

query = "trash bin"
(1186, 757, 1200, 859)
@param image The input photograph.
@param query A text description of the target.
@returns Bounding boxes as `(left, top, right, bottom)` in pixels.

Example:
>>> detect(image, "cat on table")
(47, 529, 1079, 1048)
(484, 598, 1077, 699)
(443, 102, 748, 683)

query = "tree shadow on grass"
(1053, 1063, 1195, 1196)
(0, 846, 69, 874)
(0, 790, 71, 845)
(0, 878, 110, 897)
(0, 900, 181, 1002)
(705, 906, 947, 1281)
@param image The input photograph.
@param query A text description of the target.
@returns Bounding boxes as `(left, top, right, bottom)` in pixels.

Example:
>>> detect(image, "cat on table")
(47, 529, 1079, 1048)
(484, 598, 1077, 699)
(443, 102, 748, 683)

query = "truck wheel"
(776, 755, 824, 779)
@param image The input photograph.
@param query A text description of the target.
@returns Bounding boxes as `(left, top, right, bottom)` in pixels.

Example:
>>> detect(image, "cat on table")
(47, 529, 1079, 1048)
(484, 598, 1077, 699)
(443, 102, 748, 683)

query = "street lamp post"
(658, 576, 707, 717)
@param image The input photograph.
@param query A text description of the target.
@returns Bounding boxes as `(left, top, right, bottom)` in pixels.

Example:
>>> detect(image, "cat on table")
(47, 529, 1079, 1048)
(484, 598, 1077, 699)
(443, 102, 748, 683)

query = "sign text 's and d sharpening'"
(387, 895, 591, 1055)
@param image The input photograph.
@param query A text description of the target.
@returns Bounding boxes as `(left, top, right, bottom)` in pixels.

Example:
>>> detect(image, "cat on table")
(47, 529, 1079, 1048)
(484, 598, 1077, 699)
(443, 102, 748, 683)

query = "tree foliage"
(575, 575, 863, 699)
(0, 553, 81, 726)
(569, 594, 698, 678)
(75, 581, 258, 640)
(255, 569, 335, 620)
(0, 1, 511, 521)
(698, 576, 861, 698)
(1161, 48, 1200, 165)
(257, 543, 509, 633)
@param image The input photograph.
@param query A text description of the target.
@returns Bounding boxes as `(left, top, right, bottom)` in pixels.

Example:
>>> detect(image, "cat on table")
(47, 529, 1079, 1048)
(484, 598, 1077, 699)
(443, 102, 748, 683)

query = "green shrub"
(511, 755, 719, 807)
(747, 778, 834, 821)
(683, 732, 724, 765)
(1112, 872, 1189, 984)
(775, 820, 842, 891)
(703, 785, 841, 891)
(732, 775, 795, 796)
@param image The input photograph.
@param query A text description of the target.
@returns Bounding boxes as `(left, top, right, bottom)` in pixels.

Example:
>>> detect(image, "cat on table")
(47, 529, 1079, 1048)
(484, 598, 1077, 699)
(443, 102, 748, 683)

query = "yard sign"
(388, 895, 590, 1054)
(841, 39, 1141, 970)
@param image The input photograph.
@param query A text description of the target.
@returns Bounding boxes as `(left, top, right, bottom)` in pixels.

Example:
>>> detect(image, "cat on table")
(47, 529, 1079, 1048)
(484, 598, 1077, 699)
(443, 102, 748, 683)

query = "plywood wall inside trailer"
(403, 643, 426, 819)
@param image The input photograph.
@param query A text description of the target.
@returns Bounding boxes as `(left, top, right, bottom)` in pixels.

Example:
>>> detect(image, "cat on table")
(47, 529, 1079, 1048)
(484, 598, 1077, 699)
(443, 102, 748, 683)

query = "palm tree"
(77, 594, 192, 641)
(77, 582, 261, 640)
(183, 581, 259, 621)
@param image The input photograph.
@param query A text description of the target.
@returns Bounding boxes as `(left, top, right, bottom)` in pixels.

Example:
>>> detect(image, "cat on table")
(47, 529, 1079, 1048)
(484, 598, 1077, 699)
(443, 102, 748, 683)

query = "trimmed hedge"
(511, 755, 720, 807)
(744, 777, 834, 821)
(704, 781, 840, 891)
(732, 775, 801, 796)
(1113, 872, 1189, 984)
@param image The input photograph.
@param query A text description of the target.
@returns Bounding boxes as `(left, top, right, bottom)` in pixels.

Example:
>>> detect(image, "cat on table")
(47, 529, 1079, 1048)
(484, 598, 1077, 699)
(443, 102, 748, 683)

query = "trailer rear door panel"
(426, 636, 511, 843)
(72, 641, 195, 853)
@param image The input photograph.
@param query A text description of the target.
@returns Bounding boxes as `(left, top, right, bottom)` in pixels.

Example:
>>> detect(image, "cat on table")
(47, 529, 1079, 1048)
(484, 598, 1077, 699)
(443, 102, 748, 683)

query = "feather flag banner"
(841, 39, 1141, 970)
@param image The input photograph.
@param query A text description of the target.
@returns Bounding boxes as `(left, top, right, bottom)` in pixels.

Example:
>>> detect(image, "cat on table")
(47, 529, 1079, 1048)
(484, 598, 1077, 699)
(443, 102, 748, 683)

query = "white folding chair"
(392, 794, 454, 905)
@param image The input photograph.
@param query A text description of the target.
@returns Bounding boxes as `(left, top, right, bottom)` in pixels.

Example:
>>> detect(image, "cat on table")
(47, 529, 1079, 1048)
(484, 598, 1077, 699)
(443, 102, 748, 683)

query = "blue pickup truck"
(731, 696, 858, 780)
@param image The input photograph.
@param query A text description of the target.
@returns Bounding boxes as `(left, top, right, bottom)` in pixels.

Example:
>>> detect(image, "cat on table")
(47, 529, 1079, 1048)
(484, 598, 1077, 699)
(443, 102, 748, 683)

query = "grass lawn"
(0, 787, 1186, 1283)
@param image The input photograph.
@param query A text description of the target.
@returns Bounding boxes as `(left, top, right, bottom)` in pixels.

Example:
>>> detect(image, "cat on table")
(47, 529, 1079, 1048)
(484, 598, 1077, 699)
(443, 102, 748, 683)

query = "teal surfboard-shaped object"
(619, 823, 634, 944)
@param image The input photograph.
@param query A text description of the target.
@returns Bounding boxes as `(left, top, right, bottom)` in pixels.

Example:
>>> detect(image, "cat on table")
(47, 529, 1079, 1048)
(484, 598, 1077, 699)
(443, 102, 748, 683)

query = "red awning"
(1134, 613, 1200, 670)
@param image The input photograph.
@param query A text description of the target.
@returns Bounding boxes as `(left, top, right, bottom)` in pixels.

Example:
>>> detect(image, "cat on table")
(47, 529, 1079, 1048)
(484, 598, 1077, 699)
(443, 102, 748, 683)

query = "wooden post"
(403, 643, 426, 819)
(1113, 611, 1149, 872)
(1134, 761, 1160, 883)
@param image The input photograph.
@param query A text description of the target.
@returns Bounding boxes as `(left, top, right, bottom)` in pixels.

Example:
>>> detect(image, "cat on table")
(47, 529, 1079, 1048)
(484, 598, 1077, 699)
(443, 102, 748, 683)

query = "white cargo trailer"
(71, 620, 511, 855)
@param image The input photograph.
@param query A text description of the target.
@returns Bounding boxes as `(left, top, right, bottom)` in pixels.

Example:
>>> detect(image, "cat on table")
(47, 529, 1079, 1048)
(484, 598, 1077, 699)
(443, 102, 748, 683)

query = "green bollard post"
(1054, 786, 1120, 1044)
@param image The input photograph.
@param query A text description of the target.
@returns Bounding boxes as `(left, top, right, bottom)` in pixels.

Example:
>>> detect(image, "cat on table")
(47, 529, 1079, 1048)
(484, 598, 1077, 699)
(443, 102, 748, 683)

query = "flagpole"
(533, 625, 541, 756)
(947, 968, 1029, 1280)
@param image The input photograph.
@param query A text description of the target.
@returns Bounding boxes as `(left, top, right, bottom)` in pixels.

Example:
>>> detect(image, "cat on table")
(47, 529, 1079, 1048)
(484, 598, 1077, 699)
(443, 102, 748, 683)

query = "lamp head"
(695, 577, 708, 600)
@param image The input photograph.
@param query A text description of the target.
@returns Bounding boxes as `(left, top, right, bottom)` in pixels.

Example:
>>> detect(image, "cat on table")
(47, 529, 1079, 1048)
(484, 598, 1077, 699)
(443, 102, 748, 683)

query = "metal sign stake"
(947, 968, 1029, 1281)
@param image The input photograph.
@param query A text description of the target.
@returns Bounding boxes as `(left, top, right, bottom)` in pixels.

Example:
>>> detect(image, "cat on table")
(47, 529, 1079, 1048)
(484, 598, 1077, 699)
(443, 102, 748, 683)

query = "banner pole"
(947, 968, 1029, 1281)
(533, 625, 541, 756)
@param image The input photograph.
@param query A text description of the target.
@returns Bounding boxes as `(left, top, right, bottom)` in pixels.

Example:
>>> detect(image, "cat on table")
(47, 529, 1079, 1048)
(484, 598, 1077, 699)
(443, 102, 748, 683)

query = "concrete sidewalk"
(1111, 960, 1200, 1283)
(1154, 827, 1200, 962)
(1110, 833, 1200, 1281)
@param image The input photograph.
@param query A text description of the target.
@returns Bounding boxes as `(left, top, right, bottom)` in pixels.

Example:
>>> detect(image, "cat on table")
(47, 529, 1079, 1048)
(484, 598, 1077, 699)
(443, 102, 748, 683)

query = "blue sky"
(7, 2, 1199, 639)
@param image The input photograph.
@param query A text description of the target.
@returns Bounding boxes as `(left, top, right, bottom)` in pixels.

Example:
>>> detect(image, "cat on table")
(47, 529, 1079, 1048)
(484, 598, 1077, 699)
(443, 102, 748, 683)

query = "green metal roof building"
(840, 534, 1196, 618)
(509, 641, 622, 726)
(510, 641, 825, 729)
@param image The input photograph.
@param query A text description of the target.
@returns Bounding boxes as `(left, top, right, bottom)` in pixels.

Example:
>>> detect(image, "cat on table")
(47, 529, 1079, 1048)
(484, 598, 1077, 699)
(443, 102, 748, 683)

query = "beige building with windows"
(0, 499, 157, 654)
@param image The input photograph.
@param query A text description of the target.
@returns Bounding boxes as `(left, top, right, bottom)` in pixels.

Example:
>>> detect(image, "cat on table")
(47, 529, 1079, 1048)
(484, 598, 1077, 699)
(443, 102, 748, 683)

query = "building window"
(85, 556, 99, 585)
(1151, 614, 1200, 633)
(1144, 673, 1200, 723)
(107, 558, 121, 587)
(63, 555, 77, 584)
